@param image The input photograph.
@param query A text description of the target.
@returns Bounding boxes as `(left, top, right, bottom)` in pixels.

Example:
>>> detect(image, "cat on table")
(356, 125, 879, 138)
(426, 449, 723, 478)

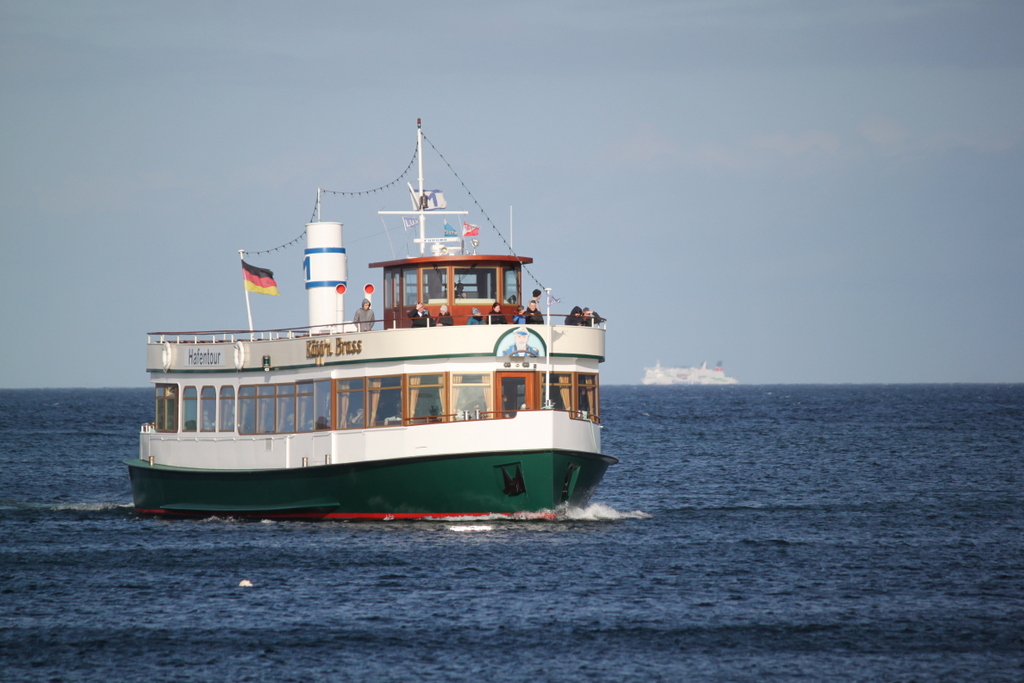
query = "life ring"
(234, 341, 246, 371)
(161, 342, 172, 373)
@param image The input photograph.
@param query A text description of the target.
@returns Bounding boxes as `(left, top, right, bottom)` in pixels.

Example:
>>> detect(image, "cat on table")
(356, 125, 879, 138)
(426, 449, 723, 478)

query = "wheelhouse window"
(454, 267, 497, 303)
(219, 386, 235, 432)
(403, 268, 418, 305)
(200, 386, 217, 432)
(155, 384, 178, 432)
(409, 374, 445, 423)
(336, 379, 365, 429)
(384, 270, 396, 309)
(182, 386, 197, 432)
(451, 373, 492, 419)
(368, 376, 403, 427)
(423, 266, 448, 304)
(503, 268, 520, 305)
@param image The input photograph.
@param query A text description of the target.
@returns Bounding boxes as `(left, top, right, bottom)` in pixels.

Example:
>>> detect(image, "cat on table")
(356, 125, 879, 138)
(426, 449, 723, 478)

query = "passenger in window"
(467, 308, 484, 325)
(436, 304, 454, 327)
(525, 300, 544, 325)
(564, 306, 584, 326)
(354, 298, 375, 331)
(488, 302, 507, 325)
(512, 305, 526, 324)
(408, 302, 432, 328)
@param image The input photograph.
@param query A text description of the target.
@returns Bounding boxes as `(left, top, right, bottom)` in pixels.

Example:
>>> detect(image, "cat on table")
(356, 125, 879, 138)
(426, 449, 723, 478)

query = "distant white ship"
(642, 361, 738, 385)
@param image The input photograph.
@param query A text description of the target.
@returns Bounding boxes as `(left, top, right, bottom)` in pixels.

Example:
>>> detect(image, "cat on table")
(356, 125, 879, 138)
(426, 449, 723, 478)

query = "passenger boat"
(125, 121, 617, 520)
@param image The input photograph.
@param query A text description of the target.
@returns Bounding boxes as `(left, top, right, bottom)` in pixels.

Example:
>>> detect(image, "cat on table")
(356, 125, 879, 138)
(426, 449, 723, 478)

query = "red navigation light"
(363, 283, 375, 294)
(336, 284, 347, 294)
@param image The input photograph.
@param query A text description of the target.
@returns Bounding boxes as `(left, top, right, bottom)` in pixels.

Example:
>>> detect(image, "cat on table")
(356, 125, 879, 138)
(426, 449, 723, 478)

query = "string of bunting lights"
(246, 142, 419, 256)
(421, 132, 545, 291)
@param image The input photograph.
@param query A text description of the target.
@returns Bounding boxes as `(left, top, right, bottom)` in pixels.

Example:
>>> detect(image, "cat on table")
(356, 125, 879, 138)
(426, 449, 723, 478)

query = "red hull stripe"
(135, 508, 557, 520)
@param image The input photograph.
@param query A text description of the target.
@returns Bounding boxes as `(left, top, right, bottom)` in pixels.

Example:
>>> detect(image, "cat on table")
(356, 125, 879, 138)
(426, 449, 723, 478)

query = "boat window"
(314, 380, 331, 430)
(336, 378, 365, 429)
(503, 268, 520, 305)
(276, 384, 295, 434)
(200, 386, 217, 432)
(238, 386, 256, 435)
(368, 375, 403, 427)
(423, 266, 448, 304)
(454, 267, 497, 303)
(409, 373, 445, 423)
(219, 386, 235, 432)
(543, 373, 573, 411)
(576, 373, 599, 420)
(155, 384, 178, 432)
(403, 268, 418, 305)
(257, 385, 275, 434)
(182, 386, 198, 432)
(296, 381, 314, 432)
(451, 373, 492, 419)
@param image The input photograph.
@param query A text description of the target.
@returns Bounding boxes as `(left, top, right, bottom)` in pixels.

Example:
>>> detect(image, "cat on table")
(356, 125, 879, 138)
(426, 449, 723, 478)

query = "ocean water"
(1, 385, 1022, 682)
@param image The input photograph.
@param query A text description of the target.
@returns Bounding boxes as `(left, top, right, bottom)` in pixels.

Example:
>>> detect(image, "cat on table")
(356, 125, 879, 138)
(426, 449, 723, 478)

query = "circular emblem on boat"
(234, 341, 246, 371)
(363, 283, 375, 294)
(161, 342, 172, 373)
(336, 283, 347, 294)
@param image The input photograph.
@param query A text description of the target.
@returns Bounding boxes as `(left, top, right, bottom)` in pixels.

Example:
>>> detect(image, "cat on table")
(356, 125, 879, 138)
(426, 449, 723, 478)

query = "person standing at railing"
(512, 305, 526, 324)
(524, 300, 544, 325)
(353, 299, 375, 331)
(564, 306, 584, 326)
(436, 305, 454, 327)
(487, 302, 507, 325)
(467, 308, 484, 325)
(408, 302, 433, 328)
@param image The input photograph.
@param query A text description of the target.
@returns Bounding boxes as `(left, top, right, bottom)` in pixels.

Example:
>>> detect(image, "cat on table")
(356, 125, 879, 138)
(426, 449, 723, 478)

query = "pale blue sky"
(2, 0, 1022, 386)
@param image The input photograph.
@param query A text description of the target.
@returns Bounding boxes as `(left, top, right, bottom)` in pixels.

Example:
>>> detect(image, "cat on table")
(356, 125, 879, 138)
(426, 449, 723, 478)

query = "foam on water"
(558, 502, 652, 521)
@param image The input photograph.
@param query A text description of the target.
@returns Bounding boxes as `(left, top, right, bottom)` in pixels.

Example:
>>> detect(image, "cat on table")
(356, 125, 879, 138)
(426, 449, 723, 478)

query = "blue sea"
(1, 385, 1022, 682)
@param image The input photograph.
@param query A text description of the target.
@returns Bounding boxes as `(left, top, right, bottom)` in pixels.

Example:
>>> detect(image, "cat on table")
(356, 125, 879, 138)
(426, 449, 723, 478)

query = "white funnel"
(304, 222, 347, 331)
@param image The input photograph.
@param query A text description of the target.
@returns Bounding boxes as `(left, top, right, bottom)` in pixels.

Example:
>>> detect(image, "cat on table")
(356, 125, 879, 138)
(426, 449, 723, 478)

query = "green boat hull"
(125, 449, 617, 519)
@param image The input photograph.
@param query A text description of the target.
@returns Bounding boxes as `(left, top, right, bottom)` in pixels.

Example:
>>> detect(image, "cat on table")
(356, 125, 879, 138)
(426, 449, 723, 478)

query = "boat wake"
(557, 502, 651, 521)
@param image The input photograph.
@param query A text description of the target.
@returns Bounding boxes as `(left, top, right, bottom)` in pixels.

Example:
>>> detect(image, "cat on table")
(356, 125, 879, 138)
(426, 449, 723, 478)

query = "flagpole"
(240, 250, 254, 334)
(544, 287, 552, 408)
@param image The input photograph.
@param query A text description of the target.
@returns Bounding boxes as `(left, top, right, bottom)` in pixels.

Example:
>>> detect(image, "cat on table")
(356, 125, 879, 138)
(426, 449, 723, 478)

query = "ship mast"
(379, 118, 466, 256)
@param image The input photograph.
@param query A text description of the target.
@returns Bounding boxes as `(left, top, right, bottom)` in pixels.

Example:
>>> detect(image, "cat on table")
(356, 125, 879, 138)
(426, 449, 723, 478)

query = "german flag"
(242, 261, 280, 296)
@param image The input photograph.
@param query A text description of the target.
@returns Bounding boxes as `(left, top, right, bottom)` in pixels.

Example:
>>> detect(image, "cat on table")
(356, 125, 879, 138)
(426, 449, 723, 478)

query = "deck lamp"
(262, 355, 271, 371)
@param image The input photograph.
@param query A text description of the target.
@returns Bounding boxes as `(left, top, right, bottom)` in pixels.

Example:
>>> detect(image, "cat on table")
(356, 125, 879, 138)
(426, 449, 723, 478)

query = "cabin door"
(496, 372, 538, 418)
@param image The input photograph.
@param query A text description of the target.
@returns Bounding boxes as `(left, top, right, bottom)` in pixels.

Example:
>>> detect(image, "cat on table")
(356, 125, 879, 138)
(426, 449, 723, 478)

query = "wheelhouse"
(369, 254, 534, 328)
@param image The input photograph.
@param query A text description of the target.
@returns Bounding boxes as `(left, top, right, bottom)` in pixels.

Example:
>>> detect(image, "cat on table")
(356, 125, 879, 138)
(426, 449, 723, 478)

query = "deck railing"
(148, 315, 605, 344)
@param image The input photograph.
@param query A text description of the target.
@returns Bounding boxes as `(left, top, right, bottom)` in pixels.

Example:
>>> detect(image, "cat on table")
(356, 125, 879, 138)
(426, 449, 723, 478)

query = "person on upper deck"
(564, 306, 584, 326)
(353, 298, 375, 331)
(581, 308, 594, 327)
(436, 304, 454, 327)
(488, 302, 507, 325)
(408, 302, 432, 328)
(467, 307, 484, 325)
(512, 305, 526, 325)
(524, 300, 544, 325)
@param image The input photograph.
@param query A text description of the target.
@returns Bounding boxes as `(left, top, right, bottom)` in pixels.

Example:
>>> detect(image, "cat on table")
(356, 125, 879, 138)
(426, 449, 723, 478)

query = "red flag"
(462, 222, 479, 237)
